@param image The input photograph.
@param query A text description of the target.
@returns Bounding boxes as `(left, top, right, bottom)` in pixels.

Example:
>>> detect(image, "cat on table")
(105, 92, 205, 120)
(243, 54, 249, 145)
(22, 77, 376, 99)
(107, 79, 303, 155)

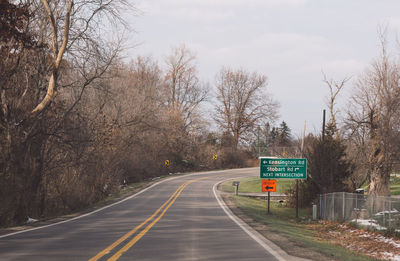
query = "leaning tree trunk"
(368, 138, 390, 197)
(369, 166, 390, 197)
(366, 112, 392, 199)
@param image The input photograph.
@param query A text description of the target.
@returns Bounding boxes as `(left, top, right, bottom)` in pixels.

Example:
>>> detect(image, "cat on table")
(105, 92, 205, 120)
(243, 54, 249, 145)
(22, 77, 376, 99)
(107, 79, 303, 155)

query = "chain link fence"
(319, 192, 400, 230)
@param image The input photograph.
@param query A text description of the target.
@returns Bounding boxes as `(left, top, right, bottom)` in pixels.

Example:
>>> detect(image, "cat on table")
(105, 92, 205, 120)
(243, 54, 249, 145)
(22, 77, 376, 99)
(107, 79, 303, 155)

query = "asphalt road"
(0, 168, 292, 261)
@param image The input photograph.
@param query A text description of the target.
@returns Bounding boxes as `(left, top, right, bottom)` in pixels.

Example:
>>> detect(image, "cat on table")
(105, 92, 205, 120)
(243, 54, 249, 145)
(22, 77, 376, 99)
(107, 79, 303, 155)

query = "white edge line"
(212, 180, 287, 261)
(0, 167, 257, 239)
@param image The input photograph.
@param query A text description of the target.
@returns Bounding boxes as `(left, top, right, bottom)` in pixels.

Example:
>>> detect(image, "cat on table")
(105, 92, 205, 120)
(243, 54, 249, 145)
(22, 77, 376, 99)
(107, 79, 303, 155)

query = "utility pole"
(319, 110, 326, 220)
(296, 121, 306, 219)
(322, 109, 326, 143)
(257, 126, 261, 158)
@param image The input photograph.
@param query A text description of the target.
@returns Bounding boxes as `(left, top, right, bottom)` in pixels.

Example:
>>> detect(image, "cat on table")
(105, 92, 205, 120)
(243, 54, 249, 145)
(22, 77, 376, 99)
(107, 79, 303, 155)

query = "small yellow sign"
(213, 154, 218, 160)
(164, 160, 170, 166)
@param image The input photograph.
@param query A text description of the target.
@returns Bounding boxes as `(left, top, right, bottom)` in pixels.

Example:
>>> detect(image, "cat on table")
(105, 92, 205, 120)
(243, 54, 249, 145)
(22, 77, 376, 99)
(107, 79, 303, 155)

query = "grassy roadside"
(221, 179, 379, 261)
(222, 177, 294, 194)
(390, 176, 400, 195)
(225, 175, 400, 195)
(232, 196, 377, 261)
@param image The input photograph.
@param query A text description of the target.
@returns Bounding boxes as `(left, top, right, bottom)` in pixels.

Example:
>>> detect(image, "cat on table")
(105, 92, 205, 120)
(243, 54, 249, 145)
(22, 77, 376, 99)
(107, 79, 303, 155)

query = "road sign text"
(260, 158, 307, 179)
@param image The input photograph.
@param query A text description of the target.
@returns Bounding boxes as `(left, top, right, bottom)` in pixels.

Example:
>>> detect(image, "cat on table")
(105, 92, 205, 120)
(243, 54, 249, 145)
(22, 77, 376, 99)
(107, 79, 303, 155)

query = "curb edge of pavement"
(213, 179, 310, 261)
(0, 168, 256, 239)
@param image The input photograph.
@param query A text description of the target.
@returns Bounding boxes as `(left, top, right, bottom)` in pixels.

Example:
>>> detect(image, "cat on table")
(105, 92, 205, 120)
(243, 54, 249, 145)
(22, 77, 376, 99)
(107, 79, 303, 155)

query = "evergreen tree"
(270, 127, 278, 144)
(277, 121, 292, 146)
(290, 125, 354, 206)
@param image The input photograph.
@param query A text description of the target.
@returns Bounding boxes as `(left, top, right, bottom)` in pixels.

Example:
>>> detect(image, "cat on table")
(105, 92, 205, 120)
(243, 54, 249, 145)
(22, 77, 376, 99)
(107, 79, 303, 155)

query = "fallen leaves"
(313, 221, 400, 260)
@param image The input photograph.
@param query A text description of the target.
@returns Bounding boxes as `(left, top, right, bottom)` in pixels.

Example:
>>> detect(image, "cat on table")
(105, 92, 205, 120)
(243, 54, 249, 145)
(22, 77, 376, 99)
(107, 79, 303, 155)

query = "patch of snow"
(375, 235, 400, 248)
(375, 209, 399, 216)
(351, 219, 386, 230)
(26, 217, 38, 223)
(382, 252, 400, 261)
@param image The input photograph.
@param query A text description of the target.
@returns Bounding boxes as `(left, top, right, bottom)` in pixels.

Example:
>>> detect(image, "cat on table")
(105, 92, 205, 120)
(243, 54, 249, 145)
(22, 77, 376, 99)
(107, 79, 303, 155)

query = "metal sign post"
(259, 157, 307, 218)
(296, 180, 299, 218)
(232, 181, 240, 196)
(261, 180, 276, 214)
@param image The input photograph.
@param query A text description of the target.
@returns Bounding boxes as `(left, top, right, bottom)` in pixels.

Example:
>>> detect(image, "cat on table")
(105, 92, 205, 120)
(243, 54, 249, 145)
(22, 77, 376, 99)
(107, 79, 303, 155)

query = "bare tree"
(347, 32, 400, 196)
(102, 57, 162, 129)
(26, 0, 129, 117)
(214, 67, 279, 149)
(322, 73, 351, 133)
(163, 45, 208, 130)
(345, 123, 370, 190)
(0, 0, 130, 225)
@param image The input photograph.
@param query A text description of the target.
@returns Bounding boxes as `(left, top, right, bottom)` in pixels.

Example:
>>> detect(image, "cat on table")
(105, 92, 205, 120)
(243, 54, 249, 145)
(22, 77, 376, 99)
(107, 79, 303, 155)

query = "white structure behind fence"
(320, 192, 400, 230)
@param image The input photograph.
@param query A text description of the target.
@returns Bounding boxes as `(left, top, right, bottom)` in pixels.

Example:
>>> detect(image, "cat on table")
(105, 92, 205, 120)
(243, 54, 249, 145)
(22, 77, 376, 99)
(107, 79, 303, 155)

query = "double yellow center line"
(89, 175, 210, 261)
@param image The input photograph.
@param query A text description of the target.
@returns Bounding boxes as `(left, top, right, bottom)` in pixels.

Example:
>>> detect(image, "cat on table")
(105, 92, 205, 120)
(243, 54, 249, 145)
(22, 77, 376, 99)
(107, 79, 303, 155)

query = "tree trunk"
(368, 138, 390, 197)
(369, 169, 390, 196)
(0, 124, 45, 226)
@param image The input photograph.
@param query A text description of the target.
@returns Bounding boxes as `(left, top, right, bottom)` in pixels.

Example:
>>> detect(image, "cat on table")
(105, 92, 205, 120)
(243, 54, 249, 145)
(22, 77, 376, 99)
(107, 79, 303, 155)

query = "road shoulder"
(0, 168, 256, 238)
(214, 182, 336, 261)
(0, 175, 173, 238)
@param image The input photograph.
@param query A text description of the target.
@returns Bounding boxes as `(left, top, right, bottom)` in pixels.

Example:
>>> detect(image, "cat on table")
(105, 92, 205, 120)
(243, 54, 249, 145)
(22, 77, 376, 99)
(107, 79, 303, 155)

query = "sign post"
(232, 181, 240, 196)
(261, 179, 276, 214)
(259, 157, 307, 217)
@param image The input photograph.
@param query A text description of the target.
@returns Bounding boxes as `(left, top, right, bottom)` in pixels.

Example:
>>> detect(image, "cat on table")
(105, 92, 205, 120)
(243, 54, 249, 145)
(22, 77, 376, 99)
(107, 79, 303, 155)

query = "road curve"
(0, 168, 288, 261)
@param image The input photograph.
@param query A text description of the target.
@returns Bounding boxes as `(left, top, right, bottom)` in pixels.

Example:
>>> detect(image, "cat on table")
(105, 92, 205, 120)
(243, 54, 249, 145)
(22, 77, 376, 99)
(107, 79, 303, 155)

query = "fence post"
(319, 194, 322, 219)
(332, 193, 335, 221)
(389, 198, 392, 228)
(355, 193, 358, 210)
(357, 193, 359, 222)
(369, 196, 373, 219)
(383, 197, 386, 228)
(342, 192, 345, 220)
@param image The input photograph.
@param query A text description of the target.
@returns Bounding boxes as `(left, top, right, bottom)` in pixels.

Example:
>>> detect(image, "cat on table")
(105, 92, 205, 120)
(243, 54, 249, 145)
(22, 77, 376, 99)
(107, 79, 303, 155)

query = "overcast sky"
(125, 0, 400, 136)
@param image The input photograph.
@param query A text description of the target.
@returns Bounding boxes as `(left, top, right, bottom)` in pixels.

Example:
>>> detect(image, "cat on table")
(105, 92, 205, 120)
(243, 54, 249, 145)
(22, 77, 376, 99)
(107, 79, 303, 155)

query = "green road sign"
(260, 158, 307, 179)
